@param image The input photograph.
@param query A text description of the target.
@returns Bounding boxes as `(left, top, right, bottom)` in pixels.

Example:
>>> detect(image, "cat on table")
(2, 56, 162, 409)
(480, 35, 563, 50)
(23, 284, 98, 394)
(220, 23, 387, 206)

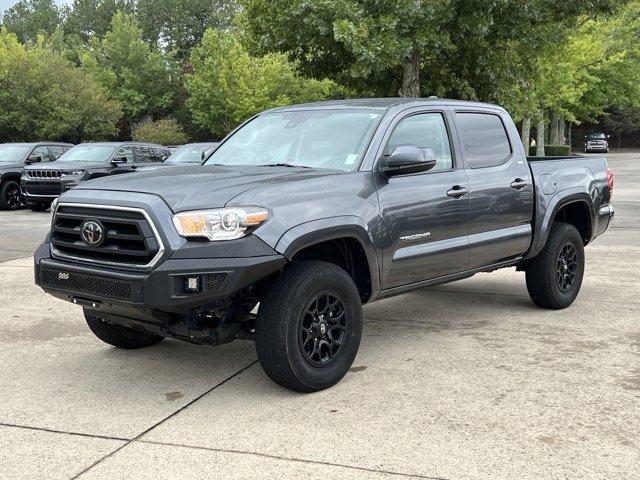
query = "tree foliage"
(2, 0, 64, 43)
(132, 117, 189, 144)
(80, 12, 176, 135)
(0, 29, 121, 142)
(186, 29, 341, 138)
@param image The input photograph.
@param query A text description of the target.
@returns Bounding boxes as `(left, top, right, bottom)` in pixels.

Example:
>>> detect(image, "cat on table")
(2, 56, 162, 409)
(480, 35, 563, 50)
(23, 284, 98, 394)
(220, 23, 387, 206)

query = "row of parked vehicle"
(0, 141, 219, 211)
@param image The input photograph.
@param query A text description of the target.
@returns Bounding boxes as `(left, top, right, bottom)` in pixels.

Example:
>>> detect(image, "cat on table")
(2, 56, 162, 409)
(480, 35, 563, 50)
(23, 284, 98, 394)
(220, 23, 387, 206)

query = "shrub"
(528, 144, 572, 156)
(132, 118, 189, 145)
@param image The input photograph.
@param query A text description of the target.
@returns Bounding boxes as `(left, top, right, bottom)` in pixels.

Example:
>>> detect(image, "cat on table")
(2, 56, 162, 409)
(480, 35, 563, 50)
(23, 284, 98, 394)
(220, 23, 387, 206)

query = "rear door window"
(133, 146, 152, 163)
(49, 145, 66, 160)
(455, 113, 512, 168)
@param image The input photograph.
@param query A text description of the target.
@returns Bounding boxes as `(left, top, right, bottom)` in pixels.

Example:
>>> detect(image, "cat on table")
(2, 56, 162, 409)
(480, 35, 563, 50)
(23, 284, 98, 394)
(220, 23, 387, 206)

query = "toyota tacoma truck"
(34, 98, 614, 392)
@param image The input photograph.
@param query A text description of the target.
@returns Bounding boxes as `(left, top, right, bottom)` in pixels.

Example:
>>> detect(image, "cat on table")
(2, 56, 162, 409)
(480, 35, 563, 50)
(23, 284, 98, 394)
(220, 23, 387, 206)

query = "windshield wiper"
(257, 163, 312, 169)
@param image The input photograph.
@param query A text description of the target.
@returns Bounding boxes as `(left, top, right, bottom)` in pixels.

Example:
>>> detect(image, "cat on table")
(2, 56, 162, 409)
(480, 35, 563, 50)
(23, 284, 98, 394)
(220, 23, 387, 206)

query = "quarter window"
(456, 113, 511, 168)
(385, 113, 453, 172)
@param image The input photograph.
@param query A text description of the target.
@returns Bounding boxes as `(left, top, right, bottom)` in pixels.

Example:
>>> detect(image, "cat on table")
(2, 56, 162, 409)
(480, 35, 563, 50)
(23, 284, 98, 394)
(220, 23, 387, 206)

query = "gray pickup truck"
(34, 98, 614, 392)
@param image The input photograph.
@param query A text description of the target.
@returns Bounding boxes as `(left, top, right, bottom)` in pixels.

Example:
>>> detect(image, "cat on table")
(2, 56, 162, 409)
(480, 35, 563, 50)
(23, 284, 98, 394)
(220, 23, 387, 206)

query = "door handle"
(510, 178, 528, 190)
(446, 185, 468, 198)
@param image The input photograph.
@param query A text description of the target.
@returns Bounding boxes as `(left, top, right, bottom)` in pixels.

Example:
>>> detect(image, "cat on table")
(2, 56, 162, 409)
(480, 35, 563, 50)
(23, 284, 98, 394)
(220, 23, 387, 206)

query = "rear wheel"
(525, 222, 585, 309)
(255, 261, 363, 392)
(26, 201, 52, 212)
(85, 312, 164, 349)
(0, 180, 22, 210)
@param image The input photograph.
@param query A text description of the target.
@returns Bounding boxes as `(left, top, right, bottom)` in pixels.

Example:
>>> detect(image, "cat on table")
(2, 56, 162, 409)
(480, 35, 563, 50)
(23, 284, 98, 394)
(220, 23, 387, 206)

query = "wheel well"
(1, 174, 20, 185)
(553, 201, 591, 244)
(291, 237, 372, 302)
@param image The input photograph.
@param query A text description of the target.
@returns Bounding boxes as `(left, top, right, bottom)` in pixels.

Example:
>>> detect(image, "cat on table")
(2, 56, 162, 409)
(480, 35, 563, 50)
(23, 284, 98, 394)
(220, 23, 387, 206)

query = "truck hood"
(73, 164, 337, 212)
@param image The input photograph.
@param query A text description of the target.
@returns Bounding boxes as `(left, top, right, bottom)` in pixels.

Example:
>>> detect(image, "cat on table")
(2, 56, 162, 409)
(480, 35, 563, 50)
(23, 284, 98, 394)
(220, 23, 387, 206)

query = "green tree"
(0, 29, 121, 142)
(240, 0, 629, 99)
(186, 29, 341, 138)
(2, 0, 64, 43)
(137, 0, 238, 58)
(132, 117, 189, 144)
(63, 0, 134, 42)
(81, 12, 176, 137)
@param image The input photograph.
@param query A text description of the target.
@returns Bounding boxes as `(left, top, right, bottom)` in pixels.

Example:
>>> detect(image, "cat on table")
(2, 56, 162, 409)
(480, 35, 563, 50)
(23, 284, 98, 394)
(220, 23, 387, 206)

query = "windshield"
(0, 145, 31, 163)
(588, 133, 606, 140)
(57, 145, 117, 162)
(205, 110, 382, 171)
(165, 144, 217, 164)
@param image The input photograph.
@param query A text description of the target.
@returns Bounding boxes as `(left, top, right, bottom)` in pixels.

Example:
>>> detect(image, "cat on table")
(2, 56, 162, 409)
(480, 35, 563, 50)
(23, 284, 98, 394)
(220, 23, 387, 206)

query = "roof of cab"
(72, 141, 166, 148)
(1, 142, 74, 147)
(267, 97, 505, 113)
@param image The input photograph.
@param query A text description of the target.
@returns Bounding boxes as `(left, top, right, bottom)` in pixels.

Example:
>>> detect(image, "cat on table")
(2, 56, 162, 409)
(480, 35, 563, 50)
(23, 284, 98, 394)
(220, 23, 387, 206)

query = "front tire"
(525, 222, 585, 309)
(85, 312, 164, 349)
(255, 261, 363, 392)
(0, 180, 22, 210)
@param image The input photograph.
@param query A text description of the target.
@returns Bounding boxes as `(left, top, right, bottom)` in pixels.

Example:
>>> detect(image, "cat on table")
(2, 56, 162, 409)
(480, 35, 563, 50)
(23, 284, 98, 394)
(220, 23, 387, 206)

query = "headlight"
(173, 207, 270, 241)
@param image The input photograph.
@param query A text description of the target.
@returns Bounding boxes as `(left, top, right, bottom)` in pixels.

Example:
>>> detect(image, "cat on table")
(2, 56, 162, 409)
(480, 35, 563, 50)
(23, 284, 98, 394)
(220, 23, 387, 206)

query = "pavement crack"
(70, 360, 258, 479)
(0, 422, 129, 442)
(138, 439, 448, 480)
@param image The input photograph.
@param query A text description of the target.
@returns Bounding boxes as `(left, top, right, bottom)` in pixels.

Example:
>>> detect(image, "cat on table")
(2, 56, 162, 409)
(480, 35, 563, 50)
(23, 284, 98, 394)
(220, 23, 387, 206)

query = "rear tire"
(0, 180, 22, 210)
(27, 201, 52, 212)
(85, 312, 164, 349)
(255, 261, 363, 392)
(525, 222, 585, 309)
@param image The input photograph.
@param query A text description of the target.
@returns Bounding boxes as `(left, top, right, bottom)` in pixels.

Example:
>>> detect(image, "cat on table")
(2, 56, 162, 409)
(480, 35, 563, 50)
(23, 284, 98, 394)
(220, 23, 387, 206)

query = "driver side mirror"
(378, 146, 437, 177)
(26, 155, 41, 164)
(110, 156, 128, 165)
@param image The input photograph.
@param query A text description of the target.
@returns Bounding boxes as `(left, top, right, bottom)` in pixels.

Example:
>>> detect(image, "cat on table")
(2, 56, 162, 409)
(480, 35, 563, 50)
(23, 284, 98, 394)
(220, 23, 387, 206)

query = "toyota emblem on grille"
(80, 219, 105, 247)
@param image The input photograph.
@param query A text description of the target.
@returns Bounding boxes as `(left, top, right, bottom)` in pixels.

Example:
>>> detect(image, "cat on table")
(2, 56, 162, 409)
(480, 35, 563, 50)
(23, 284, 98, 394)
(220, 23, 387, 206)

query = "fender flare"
(525, 189, 595, 260)
(274, 216, 381, 298)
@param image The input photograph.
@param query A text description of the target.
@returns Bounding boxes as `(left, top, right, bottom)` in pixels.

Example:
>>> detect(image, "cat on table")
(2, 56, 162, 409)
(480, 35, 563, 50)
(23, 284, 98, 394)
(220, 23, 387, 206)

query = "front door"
(375, 111, 470, 289)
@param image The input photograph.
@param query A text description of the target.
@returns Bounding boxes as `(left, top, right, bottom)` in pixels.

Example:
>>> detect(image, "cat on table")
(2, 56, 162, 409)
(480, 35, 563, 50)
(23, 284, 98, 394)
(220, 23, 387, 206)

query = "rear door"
(376, 109, 470, 289)
(454, 110, 534, 268)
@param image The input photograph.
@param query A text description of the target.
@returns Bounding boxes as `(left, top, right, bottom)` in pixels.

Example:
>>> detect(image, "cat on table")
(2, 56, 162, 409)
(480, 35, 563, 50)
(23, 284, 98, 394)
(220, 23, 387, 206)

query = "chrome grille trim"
(50, 203, 165, 270)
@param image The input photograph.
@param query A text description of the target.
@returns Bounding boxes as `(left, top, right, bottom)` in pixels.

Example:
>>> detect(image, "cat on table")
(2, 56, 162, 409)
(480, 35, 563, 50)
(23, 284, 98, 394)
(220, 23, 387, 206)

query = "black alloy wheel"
(556, 243, 578, 292)
(298, 291, 347, 366)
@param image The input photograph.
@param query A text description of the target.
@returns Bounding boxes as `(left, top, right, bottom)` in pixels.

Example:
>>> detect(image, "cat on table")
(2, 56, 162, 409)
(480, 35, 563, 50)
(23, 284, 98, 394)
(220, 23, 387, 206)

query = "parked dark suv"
(21, 142, 169, 211)
(0, 142, 73, 210)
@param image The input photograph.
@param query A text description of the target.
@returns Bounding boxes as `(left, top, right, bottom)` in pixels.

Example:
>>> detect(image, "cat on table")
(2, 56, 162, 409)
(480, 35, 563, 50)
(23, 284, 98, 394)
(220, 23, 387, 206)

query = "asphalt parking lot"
(1, 151, 638, 479)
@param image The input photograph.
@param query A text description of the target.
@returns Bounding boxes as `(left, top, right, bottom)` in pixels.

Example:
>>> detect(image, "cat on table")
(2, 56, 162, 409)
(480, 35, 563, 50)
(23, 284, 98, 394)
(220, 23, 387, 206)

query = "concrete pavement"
(0, 151, 638, 479)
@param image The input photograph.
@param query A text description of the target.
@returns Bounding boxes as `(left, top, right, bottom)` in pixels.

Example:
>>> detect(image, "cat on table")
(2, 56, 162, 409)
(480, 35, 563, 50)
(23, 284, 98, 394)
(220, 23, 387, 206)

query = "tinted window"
(456, 113, 511, 168)
(49, 145, 66, 159)
(134, 146, 152, 163)
(385, 113, 453, 172)
(32, 145, 51, 162)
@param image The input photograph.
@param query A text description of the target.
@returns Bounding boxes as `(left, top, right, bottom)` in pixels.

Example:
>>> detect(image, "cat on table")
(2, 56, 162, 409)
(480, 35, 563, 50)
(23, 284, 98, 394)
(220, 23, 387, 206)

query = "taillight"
(606, 167, 614, 198)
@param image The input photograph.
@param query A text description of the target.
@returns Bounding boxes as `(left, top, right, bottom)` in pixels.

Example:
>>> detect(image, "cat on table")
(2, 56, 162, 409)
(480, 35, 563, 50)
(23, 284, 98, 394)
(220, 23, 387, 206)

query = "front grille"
(203, 273, 227, 292)
(25, 182, 62, 196)
(51, 204, 162, 268)
(40, 267, 137, 301)
(26, 169, 62, 179)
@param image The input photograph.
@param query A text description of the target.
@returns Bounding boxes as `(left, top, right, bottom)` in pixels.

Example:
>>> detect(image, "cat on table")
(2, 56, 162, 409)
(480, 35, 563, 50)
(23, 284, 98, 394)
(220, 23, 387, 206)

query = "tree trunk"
(568, 122, 573, 150)
(536, 119, 545, 157)
(399, 43, 421, 97)
(521, 117, 531, 153)
(558, 118, 566, 145)
(548, 116, 559, 144)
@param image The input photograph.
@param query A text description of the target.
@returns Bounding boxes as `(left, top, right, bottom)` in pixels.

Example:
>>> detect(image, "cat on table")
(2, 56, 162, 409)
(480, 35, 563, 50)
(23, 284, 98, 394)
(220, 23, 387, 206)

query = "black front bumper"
(34, 241, 287, 319)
